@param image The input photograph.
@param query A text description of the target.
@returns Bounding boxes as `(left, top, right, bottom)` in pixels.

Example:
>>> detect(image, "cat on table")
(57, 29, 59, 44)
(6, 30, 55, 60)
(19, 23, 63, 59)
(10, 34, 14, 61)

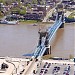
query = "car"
(40, 69, 44, 73)
(44, 69, 48, 74)
(63, 71, 67, 75)
(54, 66, 58, 69)
(57, 67, 60, 70)
(43, 62, 48, 68)
(47, 63, 51, 68)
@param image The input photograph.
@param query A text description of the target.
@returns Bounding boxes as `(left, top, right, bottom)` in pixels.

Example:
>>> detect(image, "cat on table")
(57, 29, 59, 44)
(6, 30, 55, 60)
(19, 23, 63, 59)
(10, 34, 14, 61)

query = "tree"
(37, 0, 44, 5)
(0, 3, 1, 11)
(11, 7, 20, 14)
(0, 11, 4, 18)
(20, 9, 26, 15)
(32, 0, 37, 4)
(0, 0, 4, 3)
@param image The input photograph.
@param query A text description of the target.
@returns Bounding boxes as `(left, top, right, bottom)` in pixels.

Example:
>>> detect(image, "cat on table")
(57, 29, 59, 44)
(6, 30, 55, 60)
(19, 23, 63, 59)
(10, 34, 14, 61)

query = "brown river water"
(0, 23, 74, 58)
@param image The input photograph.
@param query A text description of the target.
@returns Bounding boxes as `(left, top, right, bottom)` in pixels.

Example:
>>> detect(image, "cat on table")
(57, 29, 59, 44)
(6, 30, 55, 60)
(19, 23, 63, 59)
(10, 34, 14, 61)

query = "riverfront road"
(42, 1, 62, 22)
(42, 8, 55, 22)
(64, 11, 72, 17)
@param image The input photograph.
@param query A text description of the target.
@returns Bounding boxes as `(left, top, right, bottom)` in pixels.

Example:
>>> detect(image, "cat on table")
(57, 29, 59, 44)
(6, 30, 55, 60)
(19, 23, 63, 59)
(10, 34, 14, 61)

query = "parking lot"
(35, 60, 74, 75)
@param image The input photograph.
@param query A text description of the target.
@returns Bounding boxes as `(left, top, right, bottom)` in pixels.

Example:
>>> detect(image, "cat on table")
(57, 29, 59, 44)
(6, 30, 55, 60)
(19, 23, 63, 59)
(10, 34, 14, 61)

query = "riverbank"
(19, 20, 54, 25)
(0, 21, 54, 26)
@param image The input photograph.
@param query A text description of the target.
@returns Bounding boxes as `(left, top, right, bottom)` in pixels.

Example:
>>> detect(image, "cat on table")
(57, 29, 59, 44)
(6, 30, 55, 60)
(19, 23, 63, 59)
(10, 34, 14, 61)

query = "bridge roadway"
(32, 14, 64, 59)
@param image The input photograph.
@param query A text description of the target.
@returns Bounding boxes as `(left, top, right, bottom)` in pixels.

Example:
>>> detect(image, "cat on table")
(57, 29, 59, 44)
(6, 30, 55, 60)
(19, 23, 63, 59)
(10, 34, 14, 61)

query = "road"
(64, 11, 72, 17)
(42, 1, 62, 22)
(42, 8, 55, 22)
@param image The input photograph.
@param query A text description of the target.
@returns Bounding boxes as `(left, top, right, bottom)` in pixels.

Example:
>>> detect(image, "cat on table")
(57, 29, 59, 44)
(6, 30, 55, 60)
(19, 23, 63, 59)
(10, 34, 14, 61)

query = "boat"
(33, 24, 37, 26)
(0, 20, 7, 24)
(0, 20, 19, 25)
(6, 20, 19, 25)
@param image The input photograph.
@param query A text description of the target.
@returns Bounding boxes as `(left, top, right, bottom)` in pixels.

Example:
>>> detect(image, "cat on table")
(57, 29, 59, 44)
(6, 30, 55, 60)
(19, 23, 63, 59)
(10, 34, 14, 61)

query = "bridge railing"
(33, 46, 41, 57)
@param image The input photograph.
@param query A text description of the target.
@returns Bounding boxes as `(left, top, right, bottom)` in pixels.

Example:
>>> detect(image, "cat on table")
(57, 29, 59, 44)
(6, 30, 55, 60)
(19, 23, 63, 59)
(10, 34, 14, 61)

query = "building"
(25, 5, 50, 20)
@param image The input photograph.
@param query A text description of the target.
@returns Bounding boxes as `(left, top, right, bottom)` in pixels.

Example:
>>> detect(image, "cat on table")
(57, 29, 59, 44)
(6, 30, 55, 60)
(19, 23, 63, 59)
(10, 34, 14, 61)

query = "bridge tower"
(38, 31, 47, 46)
(55, 10, 65, 28)
(38, 30, 51, 56)
(40, 32, 51, 56)
(43, 45, 52, 56)
(59, 11, 64, 28)
(56, 3, 65, 28)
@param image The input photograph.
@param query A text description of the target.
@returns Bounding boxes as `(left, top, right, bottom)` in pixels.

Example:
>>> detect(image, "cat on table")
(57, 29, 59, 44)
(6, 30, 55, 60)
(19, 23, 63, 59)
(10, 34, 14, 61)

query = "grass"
(42, 54, 53, 60)
(0, 16, 3, 18)
(0, 11, 4, 19)
(19, 20, 54, 25)
(68, 12, 75, 19)
(69, 54, 74, 59)
(0, 15, 4, 19)
(19, 20, 41, 24)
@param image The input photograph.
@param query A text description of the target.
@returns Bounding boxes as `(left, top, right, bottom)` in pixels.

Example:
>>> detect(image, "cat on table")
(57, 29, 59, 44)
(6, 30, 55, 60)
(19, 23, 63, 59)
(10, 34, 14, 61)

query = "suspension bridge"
(23, 11, 65, 60)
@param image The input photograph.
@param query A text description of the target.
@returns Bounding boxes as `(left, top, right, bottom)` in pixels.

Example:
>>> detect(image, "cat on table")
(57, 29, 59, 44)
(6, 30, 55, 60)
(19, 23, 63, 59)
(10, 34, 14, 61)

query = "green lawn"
(42, 55, 53, 60)
(19, 20, 41, 24)
(68, 12, 75, 19)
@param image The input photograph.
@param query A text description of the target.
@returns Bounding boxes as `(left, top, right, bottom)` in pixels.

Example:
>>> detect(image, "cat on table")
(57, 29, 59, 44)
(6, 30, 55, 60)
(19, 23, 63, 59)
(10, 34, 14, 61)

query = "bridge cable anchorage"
(32, 12, 64, 59)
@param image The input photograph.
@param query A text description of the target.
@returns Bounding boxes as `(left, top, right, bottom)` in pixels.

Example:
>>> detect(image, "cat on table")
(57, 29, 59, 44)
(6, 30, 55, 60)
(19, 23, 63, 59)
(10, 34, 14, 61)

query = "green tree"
(11, 7, 20, 14)
(20, 9, 26, 15)
(0, 11, 3, 18)
(0, 0, 4, 3)
(37, 0, 43, 5)
(0, 3, 1, 11)
(32, 0, 37, 4)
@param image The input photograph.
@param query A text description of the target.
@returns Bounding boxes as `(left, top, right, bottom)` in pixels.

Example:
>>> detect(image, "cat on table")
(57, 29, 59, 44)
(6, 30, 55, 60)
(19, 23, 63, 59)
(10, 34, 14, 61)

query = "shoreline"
(0, 21, 54, 26)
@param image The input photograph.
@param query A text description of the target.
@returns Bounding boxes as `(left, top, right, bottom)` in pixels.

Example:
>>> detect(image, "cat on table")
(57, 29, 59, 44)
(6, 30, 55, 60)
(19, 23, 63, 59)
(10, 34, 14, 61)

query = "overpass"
(32, 11, 64, 59)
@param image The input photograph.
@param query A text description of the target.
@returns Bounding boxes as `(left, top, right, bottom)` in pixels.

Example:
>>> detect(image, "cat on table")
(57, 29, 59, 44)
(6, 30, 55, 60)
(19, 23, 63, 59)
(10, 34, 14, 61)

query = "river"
(0, 23, 74, 58)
